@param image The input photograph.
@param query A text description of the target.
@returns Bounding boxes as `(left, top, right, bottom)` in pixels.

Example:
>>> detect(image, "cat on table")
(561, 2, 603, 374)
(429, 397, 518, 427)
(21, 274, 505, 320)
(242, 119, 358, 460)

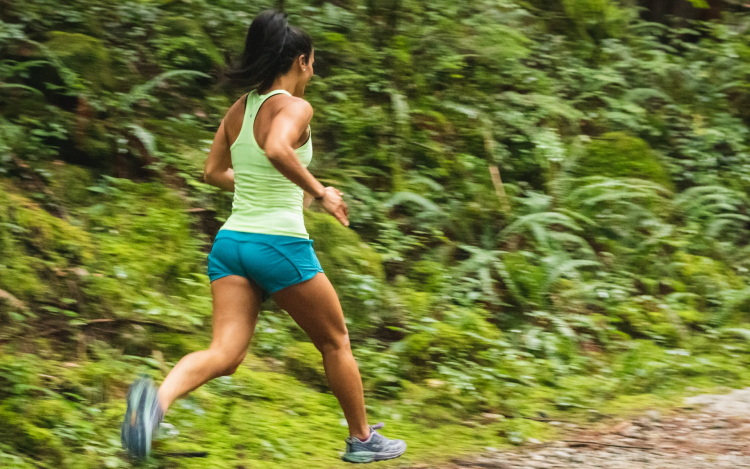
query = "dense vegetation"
(2, 0, 750, 467)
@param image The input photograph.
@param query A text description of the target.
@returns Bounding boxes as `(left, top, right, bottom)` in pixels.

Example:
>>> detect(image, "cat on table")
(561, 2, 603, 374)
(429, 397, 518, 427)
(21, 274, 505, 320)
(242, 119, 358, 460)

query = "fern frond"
(118, 70, 210, 111)
(385, 191, 441, 213)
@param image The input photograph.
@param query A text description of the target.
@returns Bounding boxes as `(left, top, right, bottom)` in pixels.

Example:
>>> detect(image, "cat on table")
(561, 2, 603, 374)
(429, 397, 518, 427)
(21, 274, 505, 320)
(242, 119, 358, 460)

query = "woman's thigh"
(271, 273, 349, 350)
(210, 275, 264, 353)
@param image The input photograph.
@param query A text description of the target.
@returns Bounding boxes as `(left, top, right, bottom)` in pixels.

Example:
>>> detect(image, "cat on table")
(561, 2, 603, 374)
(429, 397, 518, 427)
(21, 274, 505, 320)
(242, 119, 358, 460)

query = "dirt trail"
(427, 389, 750, 469)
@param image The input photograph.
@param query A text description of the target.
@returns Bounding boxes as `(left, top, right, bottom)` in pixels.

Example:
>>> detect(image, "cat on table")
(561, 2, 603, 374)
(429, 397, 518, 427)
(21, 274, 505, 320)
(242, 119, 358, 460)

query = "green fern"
(117, 70, 210, 111)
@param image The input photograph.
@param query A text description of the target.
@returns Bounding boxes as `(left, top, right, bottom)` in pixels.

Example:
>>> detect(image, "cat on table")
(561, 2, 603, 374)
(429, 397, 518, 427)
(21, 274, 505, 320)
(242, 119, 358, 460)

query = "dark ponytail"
(226, 10, 313, 93)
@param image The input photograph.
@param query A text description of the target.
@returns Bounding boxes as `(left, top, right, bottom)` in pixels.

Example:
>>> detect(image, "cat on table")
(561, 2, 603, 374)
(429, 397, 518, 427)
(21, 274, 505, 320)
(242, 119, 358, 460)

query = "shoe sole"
(121, 379, 157, 459)
(342, 445, 407, 463)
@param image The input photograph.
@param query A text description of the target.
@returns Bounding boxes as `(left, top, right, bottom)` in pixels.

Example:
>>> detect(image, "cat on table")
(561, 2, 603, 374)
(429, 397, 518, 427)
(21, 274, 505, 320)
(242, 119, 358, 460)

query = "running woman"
(120, 9, 407, 464)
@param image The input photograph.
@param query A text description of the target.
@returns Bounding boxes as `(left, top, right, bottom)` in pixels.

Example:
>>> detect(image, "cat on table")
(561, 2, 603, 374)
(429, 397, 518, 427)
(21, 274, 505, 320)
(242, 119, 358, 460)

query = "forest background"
(2, 0, 750, 467)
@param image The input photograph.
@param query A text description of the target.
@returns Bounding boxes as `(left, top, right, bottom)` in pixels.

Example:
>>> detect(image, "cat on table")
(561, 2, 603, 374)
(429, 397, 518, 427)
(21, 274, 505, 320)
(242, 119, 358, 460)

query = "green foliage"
(283, 341, 328, 391)
(83, 177, 211, 328)
(44, 32, 115, 91)
(394, 307, 503, 380)
(0, 183, 92, 303)
(561, 0, 631, 43)
(152, 16, 224, 73)
(686, 0, 710, 7)
(45, 161, 95, 206)
(305, 210, 389, 332)
(574, 132, 671, 188)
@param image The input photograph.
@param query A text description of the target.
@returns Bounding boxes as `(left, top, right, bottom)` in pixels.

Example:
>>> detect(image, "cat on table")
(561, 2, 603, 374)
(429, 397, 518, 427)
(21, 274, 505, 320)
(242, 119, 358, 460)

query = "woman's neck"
(261, 75, 304, 97)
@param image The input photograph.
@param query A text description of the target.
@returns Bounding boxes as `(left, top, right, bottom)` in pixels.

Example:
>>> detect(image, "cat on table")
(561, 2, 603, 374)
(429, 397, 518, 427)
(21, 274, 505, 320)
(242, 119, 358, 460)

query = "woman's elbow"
(264, 151, 281, 165)
(264, 143, 288, 164)
(203, 170, 215, 186)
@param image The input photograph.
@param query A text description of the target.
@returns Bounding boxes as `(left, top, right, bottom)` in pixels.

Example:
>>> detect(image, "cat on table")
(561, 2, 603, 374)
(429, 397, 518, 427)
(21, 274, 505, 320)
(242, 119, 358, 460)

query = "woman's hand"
(319, 186, 349, 227)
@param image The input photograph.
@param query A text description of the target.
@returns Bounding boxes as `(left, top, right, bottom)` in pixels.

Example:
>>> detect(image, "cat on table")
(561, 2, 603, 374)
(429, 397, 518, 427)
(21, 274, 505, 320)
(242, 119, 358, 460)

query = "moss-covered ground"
(3, 333, 750, 468)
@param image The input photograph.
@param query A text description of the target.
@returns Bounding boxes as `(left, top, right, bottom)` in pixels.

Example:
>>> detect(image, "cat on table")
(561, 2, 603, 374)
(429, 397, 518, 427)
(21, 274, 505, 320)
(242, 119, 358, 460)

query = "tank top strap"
(254, 89, 292, 110)
(235, 89, 293, 150)
(266, 89, 292, 97)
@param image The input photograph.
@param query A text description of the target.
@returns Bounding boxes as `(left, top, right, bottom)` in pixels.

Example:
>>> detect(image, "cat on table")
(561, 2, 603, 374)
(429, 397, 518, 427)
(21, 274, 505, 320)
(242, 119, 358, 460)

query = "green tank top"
(220, 89, 313, 239)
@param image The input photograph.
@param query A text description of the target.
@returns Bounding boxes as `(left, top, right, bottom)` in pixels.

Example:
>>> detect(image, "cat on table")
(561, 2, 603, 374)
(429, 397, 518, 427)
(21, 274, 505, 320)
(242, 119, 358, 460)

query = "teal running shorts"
(207, 230, 324, 299)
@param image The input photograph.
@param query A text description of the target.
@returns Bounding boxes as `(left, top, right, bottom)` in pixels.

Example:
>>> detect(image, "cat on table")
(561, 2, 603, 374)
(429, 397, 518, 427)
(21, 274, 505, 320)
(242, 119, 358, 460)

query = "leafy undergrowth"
(147, 341, 750, 468)
(3, 329, 750, 468)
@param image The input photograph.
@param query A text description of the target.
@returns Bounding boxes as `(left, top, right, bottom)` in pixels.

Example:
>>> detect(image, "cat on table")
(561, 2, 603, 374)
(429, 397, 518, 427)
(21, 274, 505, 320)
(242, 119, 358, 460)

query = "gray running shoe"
(342, 423, 407, 463)
(121, 377, 164, 459)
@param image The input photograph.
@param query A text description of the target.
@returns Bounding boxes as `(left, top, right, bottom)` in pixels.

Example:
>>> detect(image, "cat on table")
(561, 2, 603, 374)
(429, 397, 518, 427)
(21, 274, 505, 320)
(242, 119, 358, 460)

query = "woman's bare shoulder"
(276, 94, 313, 120)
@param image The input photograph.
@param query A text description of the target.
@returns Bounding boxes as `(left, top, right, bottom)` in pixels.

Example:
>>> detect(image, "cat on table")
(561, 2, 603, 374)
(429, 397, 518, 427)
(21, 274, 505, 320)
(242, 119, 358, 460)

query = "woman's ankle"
(156, 387, 171, 414)
(350, 427, 371, 441)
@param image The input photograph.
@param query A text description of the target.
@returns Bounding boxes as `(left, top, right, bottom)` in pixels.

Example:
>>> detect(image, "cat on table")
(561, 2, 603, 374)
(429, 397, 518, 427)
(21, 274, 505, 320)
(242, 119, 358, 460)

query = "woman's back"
(220, 89, 313, 239)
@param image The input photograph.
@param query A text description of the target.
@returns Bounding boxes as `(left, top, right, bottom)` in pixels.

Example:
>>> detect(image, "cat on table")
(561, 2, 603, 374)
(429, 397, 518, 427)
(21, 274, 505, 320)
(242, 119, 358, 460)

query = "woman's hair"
(226, 10, 312, 93)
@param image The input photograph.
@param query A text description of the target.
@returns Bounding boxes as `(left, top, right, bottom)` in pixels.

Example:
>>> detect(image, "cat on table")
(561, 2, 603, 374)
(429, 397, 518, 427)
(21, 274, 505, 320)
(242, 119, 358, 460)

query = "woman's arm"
(203, 119, 235, 192)
(265, 100, 349, 227)
(264, 100, 323, 196)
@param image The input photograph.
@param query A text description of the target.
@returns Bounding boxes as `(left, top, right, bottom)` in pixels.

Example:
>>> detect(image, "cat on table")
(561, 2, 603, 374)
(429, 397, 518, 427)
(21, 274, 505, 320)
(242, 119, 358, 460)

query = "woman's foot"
(342, 423, 407, 463)
(121, 377, 164, 459)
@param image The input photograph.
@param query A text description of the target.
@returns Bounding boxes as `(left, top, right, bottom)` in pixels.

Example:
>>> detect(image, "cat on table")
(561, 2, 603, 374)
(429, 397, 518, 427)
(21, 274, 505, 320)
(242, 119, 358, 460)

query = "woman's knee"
(210, 346, 247, 376)
(315, 331, 351, 356)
